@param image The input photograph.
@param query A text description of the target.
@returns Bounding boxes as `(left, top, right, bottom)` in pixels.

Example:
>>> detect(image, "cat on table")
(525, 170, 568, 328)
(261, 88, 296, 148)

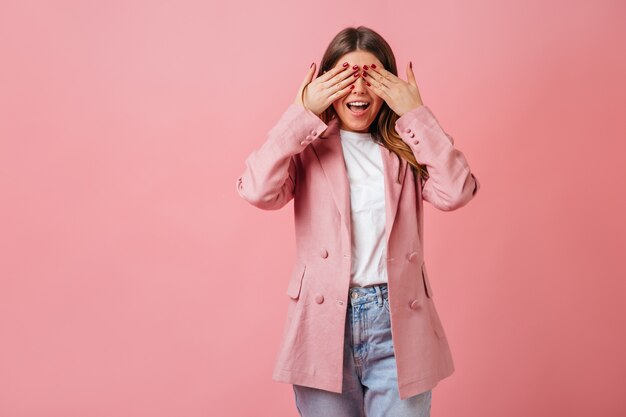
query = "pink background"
(1, 1, 625, 416)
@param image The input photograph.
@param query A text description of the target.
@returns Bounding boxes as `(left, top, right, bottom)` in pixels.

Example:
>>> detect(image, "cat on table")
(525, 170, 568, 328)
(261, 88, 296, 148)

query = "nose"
(352, 72, 368, 92)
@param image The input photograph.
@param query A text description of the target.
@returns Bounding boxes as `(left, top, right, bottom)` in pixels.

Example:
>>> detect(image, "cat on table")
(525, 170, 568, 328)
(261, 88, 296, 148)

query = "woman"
(236, 26, 480, 417)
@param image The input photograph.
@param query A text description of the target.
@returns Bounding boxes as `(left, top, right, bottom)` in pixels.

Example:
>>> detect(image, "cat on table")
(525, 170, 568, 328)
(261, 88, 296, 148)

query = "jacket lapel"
(311, 117, 407, 245)
(381, 141, 407, 245)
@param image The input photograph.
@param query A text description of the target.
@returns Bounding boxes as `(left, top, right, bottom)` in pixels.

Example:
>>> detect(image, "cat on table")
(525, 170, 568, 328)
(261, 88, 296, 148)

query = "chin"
(339, 114, 375, 131)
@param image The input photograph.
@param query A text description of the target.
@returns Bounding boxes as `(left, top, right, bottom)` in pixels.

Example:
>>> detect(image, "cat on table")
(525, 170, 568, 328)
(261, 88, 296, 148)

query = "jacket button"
(409, 299, 421, 309)
(405, 128, 411, 134)
(320, 248, 328, 258)
(315, 293, 324, 304)
(409, 132, 415, 138)
(413, 140, 419, 145)
(407, 251, 419, 262)
(305, 135, 312, 140)
(300, 140, 307, 145)
(311, 130, 317, 136)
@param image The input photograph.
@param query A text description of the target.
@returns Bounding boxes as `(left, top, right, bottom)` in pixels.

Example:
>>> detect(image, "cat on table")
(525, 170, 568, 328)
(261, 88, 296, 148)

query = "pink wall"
(1, 1, 625, 416)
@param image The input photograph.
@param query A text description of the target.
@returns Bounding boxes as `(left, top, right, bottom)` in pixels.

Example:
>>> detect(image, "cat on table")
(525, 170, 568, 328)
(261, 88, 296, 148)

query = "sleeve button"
(409, 132, 415, 138)
(405, 128, 412, 134)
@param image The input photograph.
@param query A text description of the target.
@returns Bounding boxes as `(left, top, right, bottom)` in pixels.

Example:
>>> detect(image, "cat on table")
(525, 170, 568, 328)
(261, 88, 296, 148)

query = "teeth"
(348, 101, 369, 106)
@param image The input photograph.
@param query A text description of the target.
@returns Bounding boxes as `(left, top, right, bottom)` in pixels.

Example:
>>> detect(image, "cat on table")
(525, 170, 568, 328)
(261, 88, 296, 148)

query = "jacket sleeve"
(395, 105, 480, 211)
(236, 103, 329, 210)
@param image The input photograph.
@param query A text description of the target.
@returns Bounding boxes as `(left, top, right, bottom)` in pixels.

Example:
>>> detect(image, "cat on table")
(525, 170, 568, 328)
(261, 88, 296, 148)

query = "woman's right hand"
(294, 62, 360, 116)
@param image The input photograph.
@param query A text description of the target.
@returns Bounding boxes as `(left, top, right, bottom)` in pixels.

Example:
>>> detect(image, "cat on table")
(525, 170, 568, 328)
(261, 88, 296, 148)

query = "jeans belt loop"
(374, 285, 383, 308)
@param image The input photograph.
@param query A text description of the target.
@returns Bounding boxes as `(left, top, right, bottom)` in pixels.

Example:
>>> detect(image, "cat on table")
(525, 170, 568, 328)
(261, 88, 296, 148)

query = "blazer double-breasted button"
(300, 135, 314, 146)
(320, 248, 328, 258)
(315, 293, 324, 304)
(409, 299, 421, 309)
(407, 251, 419, 263)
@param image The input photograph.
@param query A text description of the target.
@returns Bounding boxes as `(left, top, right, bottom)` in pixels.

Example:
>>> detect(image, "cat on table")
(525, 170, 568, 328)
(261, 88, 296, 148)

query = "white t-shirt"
(339, 129, 388, 288)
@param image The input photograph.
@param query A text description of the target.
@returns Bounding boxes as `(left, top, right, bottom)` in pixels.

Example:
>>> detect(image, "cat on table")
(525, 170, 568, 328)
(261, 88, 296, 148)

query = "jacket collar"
(311, 116, 407, 245)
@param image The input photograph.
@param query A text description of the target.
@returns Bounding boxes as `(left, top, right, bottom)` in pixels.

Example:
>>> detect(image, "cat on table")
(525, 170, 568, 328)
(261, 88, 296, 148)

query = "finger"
(364, 64, 397, 87)
(299, 63, 316, 92)
(319, 61, 352, 83)
(296, 63, 317, 105)
(306, 62, 316, 84)
(326, 70, 360, 99)
(363, 68, 390, 91)
(332, 79, 360, 102)
(364, 78, 389, 101)
(406, 61, 417, 87)
(324, 65, 359, 93)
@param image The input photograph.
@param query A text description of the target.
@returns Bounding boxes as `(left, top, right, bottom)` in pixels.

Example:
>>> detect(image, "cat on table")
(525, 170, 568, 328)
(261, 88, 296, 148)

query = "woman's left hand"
(363, 62, 424, 117)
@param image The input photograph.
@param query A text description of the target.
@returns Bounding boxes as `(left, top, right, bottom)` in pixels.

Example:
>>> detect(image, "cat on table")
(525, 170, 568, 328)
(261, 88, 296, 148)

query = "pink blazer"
(236, 103, 480, 400)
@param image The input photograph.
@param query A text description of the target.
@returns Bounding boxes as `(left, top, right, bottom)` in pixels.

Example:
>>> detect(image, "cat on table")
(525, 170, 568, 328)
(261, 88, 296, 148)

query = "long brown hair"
(317, 26, 429, 184)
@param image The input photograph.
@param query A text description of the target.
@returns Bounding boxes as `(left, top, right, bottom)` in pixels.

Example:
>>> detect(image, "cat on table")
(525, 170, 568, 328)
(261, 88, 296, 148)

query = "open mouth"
(346, 102, 370, 115)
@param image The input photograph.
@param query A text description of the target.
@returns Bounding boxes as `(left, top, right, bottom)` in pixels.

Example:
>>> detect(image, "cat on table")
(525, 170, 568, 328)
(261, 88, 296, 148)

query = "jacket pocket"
(286, 262, 306, 299)
(422, 262, 434, 298)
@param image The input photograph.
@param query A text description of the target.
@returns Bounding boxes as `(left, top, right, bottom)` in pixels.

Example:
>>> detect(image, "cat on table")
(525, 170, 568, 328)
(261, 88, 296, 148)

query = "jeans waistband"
(348, 283, 388, 307)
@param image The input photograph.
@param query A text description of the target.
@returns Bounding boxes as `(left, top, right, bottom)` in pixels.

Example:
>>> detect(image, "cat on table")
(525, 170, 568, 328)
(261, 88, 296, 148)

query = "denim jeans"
(292, 284, 432, 417)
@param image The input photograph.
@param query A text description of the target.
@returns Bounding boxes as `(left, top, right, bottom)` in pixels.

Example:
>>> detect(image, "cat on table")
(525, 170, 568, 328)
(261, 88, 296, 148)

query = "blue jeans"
(292, 284, 432, 417)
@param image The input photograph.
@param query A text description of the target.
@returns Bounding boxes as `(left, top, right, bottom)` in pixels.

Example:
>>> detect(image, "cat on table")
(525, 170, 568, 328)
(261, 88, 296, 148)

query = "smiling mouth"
(346, 103, 370, 114)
